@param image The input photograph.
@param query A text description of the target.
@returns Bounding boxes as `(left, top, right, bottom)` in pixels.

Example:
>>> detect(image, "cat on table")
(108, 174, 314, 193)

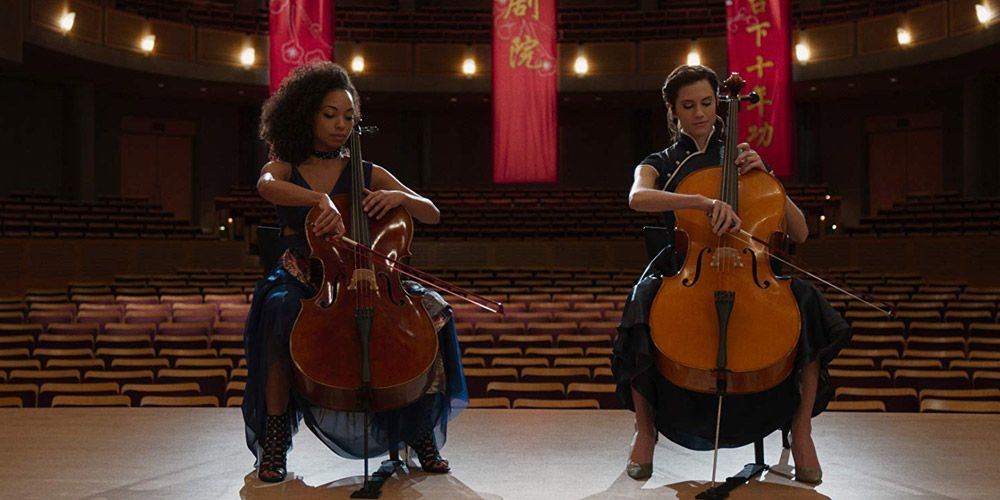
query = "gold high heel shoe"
(626, 430, 655, 480)
(789, 433, 822, 485)
(794, 466, 822, 485)
(626, 461, 653, 480)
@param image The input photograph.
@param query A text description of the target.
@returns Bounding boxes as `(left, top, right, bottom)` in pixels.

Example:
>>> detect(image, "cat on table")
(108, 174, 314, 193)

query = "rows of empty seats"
(0, 268, 253, 408)
(113, 0, 923, 42)
(0, 193, 208, 239)
(846, 192, 1000, 236)
(0, 304, 248, 329)
(449, 268, 1000, 412)
(0, 321, 246, 407)
(216, 185, 839, 241)
(806, 271, 1000, 413)
(2, 267, 999, 412)
(115, 0, 269, 35)
(453, 286, 620, 409)
(788, 0, 925, 27)
(0, 351, 245, 408)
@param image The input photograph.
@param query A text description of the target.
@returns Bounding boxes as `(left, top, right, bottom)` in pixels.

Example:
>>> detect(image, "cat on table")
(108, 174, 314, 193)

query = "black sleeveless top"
(638, 127, 724, 249)
(276, 160, 374, 234)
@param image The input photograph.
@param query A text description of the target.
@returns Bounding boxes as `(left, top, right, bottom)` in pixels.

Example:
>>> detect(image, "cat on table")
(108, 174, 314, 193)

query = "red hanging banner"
(492, 0, 558, 183)
(268, 0, 334, 94)
(726, 0, 794, 176)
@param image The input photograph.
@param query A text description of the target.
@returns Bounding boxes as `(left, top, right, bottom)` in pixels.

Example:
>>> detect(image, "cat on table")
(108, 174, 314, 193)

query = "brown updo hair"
(661, 65, 720, 140)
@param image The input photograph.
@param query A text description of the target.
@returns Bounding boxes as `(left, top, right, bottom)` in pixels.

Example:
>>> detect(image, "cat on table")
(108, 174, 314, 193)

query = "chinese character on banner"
(509, 35, 542, 69)
(727, 0, 793, 176)
(746, 55, 775, 79)
(746, 21, 771, 48)
(748, 122, 775, 147)
(268, 0, 334, 94)
(503, 0, 540, 20)
(746, 85, 773, 119)
(492, 0, 557, 183)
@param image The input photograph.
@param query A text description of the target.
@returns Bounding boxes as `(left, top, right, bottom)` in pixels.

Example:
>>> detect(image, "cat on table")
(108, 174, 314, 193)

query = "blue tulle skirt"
(241, 265, 468, 463)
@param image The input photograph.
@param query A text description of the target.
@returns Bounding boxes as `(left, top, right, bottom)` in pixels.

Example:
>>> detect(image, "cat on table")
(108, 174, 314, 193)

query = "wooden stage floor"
(1, 409, 996, 499)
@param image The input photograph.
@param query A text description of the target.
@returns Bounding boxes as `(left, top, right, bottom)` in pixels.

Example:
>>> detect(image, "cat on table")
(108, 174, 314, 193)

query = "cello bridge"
(710, 247, 744, 269)
(348, 269, 379, 291)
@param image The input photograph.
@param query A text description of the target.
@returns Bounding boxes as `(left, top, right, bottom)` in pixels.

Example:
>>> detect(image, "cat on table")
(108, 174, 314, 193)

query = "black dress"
(241, 161, 468, 463)
(612, 128, 852, 450)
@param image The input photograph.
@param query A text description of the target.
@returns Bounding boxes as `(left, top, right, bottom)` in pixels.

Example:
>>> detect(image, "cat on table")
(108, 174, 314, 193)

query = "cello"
(287, 123, 442, 498)
(288, 123, 439, 414)
(649, 74, 800, 396)
(286, 122, 502, 498)
(647, 73, 801, 497)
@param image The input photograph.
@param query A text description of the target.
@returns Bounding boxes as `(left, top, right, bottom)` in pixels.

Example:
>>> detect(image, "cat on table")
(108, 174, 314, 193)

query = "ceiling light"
(240, 47, 255, 67)
(140, 34, 156, 53)
(462, 57, 476, 76)
(976, 3, 996, 25)
(795, 42, 811, 63)
(58, 12, 75, 33)
(896, 27, 912, 46)
(686, 50, 701, 66)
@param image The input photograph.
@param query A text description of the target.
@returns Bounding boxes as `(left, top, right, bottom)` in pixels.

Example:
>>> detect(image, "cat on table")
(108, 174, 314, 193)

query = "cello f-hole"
(379, 272, 406, 306)
(743, 247, 771, 289)
(682, 247, 712, 287)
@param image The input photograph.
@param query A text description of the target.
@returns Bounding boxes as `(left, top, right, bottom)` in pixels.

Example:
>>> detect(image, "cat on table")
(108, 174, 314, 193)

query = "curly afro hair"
(259, 61, 361, 165)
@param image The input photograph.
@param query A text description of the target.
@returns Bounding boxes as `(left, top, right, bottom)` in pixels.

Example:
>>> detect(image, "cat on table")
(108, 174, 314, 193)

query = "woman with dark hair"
(613, 64, 851, 485)
(244, 61, 467, 482)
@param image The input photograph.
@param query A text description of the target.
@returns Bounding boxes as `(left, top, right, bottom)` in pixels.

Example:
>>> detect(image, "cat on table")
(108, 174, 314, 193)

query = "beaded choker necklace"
(312, 147, 345, 160)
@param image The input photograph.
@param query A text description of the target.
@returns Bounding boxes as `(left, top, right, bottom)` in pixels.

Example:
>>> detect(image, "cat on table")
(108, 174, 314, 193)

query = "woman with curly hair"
(242, 61, 467, 482)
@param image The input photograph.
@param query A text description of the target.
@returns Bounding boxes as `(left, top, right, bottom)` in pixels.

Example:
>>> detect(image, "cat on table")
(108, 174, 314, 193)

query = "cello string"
(708, 85, 742, 489)
(731, 229, 893, 315)
(354, 129, 371, 309)
(708, 90, 732, 492)
(352, 140, 362, 310)
(729, 91, 741, 275)
(722, 95, 730, 276)
(332, 236, 504, 313)
(727, 94, 736, 276)
(724, 94, 730, 276)
(363, 135, 373, 308)
(352, 130, 364, 308)
(357, 129, 373, 309)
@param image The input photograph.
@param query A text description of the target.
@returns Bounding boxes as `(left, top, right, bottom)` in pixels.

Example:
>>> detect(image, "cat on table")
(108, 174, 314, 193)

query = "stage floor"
(1, 409, 996, 500)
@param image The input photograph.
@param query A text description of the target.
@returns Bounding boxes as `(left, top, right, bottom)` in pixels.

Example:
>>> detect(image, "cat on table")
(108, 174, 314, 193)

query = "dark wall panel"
(0, 76, 64, 197)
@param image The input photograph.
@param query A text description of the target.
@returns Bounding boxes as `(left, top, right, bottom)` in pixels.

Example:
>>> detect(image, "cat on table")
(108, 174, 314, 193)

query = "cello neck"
(719, 73, 746, 214)
(348, 125, 371, 247)
(721, 95, 741, 213)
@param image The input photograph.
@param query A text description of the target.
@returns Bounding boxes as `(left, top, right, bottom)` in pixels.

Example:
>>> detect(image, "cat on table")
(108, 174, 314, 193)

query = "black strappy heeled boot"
(258, 412, 291, 482)
(406, 431, 450, 473)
